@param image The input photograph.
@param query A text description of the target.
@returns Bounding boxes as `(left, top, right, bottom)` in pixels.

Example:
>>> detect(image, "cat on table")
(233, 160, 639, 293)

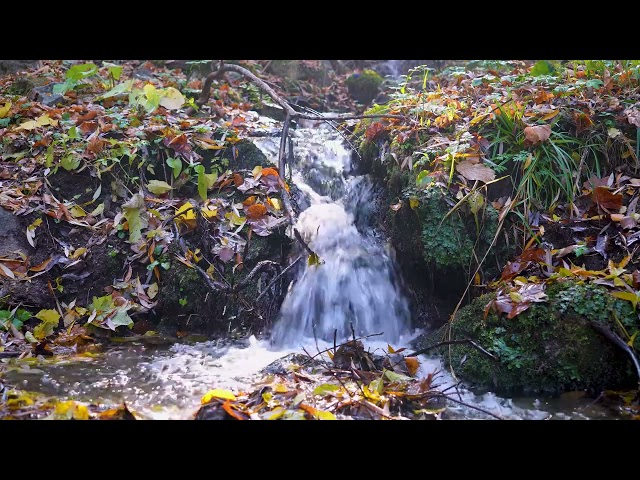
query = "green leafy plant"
(53, 63, 99, 95)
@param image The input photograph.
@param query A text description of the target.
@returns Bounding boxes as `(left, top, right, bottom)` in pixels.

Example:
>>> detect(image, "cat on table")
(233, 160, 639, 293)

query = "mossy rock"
(446, 280, 638, 395)
(346, 70, 383, 104)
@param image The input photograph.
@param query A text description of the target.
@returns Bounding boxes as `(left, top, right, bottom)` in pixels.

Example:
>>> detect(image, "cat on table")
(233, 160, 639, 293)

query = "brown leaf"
(523, 124, 552, 145)
(455, 159, 496, 183)
(79, 121, 98, 134)
(75, 110, 98, 125)
(233, 173, 244, 187)
(593, 186, 622, 212)
(365, 121, 385, 140)
(246, 204, 267, 220)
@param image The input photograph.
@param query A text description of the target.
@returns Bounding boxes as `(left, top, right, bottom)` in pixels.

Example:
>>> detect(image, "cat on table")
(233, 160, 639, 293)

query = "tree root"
(590, 321, 640, 390)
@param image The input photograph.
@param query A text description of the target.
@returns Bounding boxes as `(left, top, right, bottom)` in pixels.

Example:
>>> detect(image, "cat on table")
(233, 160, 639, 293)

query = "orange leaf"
(222, 401, 247, 420)
(246, 204, 267, 220)
(261, 167, 280, 178)
(405, 357, 420, 376)
(233, 173, 244, 187)
(242, 196, 257, 207)
(30, 257, 53, 272)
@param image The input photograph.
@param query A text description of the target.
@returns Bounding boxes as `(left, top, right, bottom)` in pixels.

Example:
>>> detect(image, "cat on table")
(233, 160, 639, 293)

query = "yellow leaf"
(158, 87, 185, 110)
(387, 344, 396, 353)
(73, 404, 90, 420)
(201, 388, 237, 404)
(15, 113, 58, 131)
(90, 203, 105, 216)
(266, 407, 285, 420)
(224, 211, 246, 227)
(314, 410, 337, 420)
(274, 383, 289, 393)
(35, 309, 60, 324)
(0, 101, 11, 118)
(70, 247, 87, 259)
(612, 291, 639, 311)
(269, 197, 281, 211)
(252, 165, 263, 178)
(409, 197, 419, 209)
(69, 205, 87, 218)
(201, 206, 218, 219)
(308, 252, 320, 266)
(628, 331, 638, 347)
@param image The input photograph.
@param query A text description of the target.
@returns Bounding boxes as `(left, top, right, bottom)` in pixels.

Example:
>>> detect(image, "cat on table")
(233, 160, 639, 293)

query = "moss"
(346, 70, 383, 104)
(446, 280, 637, 395)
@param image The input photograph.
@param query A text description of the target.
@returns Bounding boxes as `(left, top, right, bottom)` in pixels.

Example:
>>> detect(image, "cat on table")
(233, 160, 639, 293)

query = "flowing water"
(0, 117, 621, 419)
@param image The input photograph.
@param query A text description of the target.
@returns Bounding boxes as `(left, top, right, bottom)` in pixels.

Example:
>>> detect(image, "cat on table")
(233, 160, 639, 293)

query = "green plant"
(53, 63, 99, 95)
(0, 307, 31, 331)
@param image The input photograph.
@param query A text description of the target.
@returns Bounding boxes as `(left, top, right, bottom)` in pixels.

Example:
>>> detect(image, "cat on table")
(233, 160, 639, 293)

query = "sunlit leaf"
(201, 388, 237, 404)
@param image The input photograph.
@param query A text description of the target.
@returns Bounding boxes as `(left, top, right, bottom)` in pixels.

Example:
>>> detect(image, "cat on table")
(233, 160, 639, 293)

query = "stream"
(0, 117, 620, 420)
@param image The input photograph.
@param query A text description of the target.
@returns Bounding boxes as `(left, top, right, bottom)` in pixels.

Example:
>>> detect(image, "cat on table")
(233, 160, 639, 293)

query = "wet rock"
(261, 353, 322, 375)
(446, 280, 638, 395)
(194, 403, 234, 420)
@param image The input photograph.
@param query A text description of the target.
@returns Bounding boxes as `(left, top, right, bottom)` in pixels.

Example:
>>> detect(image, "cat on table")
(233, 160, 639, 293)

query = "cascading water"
(1, 114, 619, 419)
(253, 122, 410, 347)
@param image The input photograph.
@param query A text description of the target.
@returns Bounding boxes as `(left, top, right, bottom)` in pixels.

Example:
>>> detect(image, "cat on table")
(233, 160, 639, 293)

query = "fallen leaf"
(456, 160, 496, 183)
(593, 186, 622, 212)
(405, 357, 420, 376)
(201, 389, 237, 404)
(158, 87, 185, 110)
(246, 203, 267, 220)
(523, 124, 552, 145)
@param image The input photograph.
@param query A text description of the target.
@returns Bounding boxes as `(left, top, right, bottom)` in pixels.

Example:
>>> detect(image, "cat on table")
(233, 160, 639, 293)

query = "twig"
(293, 228, 315, 255)
(300, 332, 384, 365)
(254, 254, 303, 303)
(409, 339, 498, 361)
